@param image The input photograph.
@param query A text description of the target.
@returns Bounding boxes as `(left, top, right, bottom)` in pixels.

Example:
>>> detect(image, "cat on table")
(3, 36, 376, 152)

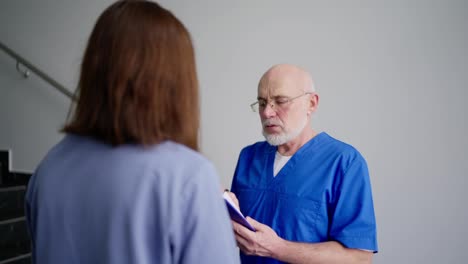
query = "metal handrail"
(0, 41, 76, 100)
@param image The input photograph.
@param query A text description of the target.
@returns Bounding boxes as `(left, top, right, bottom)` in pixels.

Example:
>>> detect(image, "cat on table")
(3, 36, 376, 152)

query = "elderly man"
(229, 64, 378, 264)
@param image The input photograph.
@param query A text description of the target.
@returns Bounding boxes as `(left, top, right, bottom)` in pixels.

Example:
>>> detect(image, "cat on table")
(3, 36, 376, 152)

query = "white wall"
(1, 1, 467, 263)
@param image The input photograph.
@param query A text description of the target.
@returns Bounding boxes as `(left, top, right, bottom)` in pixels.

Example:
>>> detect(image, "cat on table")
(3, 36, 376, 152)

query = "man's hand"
(224, 190, 240, 210)
(228, 197, 373, 264)
(232, 217, 283, 258)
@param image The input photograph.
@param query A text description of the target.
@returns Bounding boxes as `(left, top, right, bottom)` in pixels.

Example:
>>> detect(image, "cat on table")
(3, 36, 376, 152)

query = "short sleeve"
(328, 154, 378, 252)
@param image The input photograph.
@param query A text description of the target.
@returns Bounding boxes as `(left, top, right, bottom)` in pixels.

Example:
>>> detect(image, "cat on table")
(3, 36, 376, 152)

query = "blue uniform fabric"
(231, 132, 378, 264)
(25, 134, 239, 264)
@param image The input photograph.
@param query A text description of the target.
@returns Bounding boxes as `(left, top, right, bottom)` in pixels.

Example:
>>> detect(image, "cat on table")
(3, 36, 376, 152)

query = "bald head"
(258, 64, 315, 94)
(256, 64, 319, 148)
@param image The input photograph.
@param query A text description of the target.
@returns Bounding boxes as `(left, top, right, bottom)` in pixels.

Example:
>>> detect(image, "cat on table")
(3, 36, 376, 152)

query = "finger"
(235, 233, 249, 246)
(237, 243, 252, 255)
(232, 221, 249, 238)
(227, 192, 240, 208)
(235, 234, 254, 255)
(245, 216, 263, 229)
(232, 221, 255, 240)
(232, 221, 249, 236)
(236, 242, 249, 254)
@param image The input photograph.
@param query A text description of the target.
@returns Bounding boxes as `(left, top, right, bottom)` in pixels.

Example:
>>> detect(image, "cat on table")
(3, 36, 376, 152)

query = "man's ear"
(309, 93, 319, 113)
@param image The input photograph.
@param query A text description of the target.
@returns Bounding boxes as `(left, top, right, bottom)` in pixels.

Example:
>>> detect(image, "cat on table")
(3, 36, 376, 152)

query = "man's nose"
(261, 102, 276, 118)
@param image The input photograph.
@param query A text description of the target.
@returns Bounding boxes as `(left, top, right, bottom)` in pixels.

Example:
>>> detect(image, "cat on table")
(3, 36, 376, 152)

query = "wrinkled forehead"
(257, 72, 305, 98)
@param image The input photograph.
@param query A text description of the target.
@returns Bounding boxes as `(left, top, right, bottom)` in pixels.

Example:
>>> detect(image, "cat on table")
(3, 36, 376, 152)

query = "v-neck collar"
(265, 132, 327, 185)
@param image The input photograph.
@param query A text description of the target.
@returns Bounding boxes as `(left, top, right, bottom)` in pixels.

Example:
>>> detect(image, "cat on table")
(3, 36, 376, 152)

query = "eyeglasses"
(250, 92, 312, 112)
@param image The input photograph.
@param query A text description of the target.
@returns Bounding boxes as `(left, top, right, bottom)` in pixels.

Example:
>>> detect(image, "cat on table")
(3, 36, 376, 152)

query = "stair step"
(0, 173, 31, 188)
(0, 150, 32, 188)
(0, 151, 31, 264)
(0, 186, 26, 222)
(0, 217, 30, 261)
(0, 253, 31, 264)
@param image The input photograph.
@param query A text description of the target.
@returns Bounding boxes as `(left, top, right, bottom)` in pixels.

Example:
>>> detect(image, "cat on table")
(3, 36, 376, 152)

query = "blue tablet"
(223, 192, 256, 232)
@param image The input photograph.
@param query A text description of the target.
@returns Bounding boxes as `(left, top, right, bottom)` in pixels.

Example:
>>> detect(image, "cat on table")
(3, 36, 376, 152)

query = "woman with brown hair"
(25, 1, 238, 263)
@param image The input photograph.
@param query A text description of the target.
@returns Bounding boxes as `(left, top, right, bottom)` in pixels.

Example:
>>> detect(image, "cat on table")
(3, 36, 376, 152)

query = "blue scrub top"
(231, 132, 378, 264)
(26, 134, 239, 264)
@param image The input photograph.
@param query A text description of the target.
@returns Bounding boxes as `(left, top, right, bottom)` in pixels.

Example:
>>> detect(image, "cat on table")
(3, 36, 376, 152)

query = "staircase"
(0, 150, 32, 264)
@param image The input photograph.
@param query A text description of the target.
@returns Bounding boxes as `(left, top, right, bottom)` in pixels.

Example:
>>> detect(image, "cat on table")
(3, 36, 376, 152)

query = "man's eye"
(275, 98, 289, 105)
(258, 100, 267, 107)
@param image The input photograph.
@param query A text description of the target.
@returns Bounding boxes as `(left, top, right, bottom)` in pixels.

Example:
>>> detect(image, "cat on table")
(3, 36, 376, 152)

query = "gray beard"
(262, 117, 309, 146)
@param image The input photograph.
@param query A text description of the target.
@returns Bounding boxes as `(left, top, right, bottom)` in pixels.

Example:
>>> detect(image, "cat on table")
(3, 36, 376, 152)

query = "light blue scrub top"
(26, 134, 239, 264)
(231, 132, 378, 264)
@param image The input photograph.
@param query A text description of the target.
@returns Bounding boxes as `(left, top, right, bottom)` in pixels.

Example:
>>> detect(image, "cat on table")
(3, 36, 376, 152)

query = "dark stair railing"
(0, 41, 75, 101)
(0, 40, 74, 264)
(0, 151, 32, 264)
(0, 41, 75, 264)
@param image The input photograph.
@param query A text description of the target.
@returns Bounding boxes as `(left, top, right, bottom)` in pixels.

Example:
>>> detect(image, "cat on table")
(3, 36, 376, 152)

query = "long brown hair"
(63, 0, 199, 150)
